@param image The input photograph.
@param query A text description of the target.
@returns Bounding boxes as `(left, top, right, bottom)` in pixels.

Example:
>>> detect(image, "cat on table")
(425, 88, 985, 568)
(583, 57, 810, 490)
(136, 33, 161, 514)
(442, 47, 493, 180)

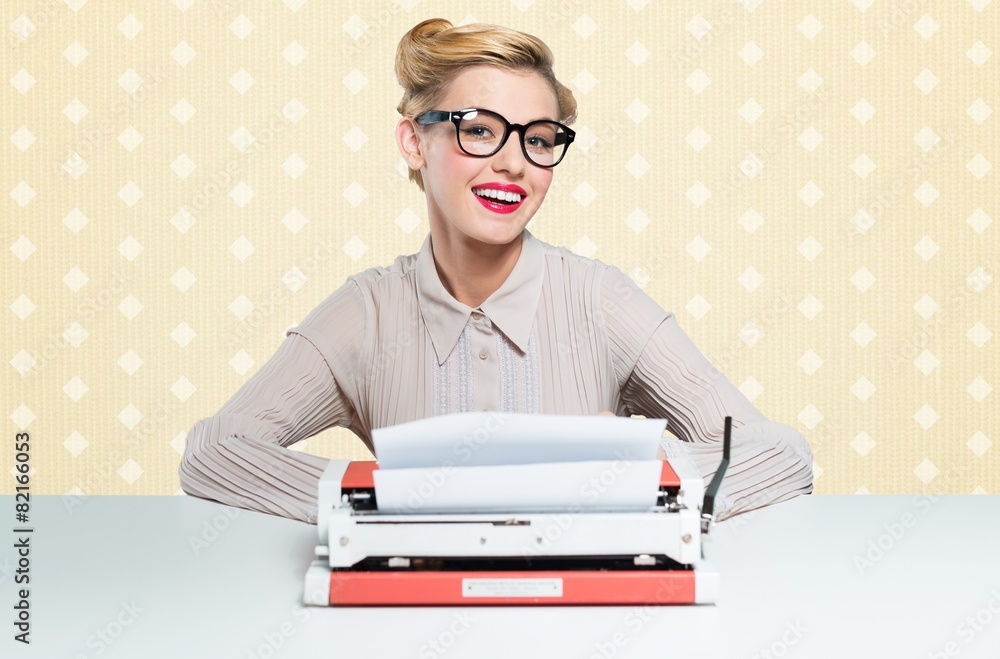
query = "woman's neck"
(429, 229, 523, 308)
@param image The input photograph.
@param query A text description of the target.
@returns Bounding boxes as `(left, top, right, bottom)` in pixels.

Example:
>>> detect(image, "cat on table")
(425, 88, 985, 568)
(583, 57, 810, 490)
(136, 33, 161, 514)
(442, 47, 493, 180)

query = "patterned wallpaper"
(4, 0, 996, 497)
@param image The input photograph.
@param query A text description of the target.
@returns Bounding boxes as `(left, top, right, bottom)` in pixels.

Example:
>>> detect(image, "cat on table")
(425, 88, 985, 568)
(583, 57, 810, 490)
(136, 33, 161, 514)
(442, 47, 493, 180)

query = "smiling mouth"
(472, 187, 523, 204)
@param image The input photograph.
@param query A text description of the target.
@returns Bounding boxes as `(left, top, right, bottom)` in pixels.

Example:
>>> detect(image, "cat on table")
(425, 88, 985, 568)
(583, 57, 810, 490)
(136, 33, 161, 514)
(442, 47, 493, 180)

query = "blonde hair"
(395, 18, 577, 191)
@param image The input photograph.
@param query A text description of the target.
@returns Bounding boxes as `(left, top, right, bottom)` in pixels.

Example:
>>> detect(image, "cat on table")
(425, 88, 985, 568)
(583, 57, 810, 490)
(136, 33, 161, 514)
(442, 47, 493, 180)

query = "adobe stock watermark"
(176, 444, 313, 531)
(587, 577, 691, 659)
(630, 259, 795, 379)
(57, 63, 171, 179)
(22, 268, 135, 379)
(705, 289, 795, 383)
(716, 90, 830, 202)
(836, 117, 973, 271)
(587, 583, 803, 659)
(9, 0, 68, 56)
(540, 0, 586, 25)
(186, 101, 302, 216)
(926, 588, 1000, 658)
(713, 481, 808, 538)
(520, 448, 643, 565)
(339, 4, 407, 59)
(71, 600, 145, 659)
(62, 388, 209, 515)
(398, 412, 508, 512)
(243, 606, 312, 659)
(852, 459, 970, 576)
(451, 411, 508, 465)
(418, 612, 477, 659)
(890, 255, 997, 367)
(749, 620, 810, 659)
(669, 1, 743, 71)
(209, 0, 246, 18)
(219, 235, 340, 351)
(554, 270, 638, 362)
(856, 127, 957, 232)
(852, 494, 939, 575)
(188, 505, 241, 556)
(878, 0, 932, 39)
(546, 115, 626, 197)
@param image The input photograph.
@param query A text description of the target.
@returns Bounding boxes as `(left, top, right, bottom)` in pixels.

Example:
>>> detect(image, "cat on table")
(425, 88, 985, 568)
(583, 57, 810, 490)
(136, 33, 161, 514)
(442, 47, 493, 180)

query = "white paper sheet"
(371, 459, 663, 513)
(372, 412, 666, 469)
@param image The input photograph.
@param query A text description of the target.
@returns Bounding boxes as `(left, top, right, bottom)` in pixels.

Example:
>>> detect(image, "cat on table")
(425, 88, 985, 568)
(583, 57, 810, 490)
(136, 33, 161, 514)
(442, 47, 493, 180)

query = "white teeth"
(473, 188, 522, 203)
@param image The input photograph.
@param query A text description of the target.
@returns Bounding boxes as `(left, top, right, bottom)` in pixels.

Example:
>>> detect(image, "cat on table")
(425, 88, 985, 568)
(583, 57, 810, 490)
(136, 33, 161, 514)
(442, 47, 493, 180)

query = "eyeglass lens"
(457, 110, 567, 166)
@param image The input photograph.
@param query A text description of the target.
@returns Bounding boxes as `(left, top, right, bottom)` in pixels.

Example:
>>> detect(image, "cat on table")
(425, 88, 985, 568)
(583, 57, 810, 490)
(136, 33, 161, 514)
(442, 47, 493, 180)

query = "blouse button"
(478, 349, 488, 360)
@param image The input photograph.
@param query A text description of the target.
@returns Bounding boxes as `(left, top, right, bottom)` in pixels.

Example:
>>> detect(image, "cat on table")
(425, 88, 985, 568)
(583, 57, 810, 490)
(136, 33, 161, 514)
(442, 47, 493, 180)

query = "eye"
(461, 125, 496, 140)
(525, 135, 554, 150)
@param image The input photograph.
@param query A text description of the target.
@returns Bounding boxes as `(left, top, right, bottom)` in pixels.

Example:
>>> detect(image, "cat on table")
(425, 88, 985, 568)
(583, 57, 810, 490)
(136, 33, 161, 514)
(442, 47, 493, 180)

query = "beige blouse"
(179, 229, 813, 524)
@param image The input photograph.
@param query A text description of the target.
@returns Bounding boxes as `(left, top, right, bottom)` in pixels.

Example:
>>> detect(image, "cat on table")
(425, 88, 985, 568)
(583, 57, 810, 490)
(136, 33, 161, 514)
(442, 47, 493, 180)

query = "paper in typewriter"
(371, 412, 667, 513)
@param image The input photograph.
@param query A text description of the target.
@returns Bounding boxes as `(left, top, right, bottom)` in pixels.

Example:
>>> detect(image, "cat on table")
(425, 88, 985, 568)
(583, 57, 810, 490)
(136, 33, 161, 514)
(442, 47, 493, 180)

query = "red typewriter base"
(317, 567, 715, 606)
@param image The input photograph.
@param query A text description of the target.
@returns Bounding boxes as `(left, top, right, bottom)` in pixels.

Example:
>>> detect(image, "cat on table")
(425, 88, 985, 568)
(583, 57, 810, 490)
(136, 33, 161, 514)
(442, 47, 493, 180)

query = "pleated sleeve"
(178, 279, 367, 524)
(601, 266, 814, 521)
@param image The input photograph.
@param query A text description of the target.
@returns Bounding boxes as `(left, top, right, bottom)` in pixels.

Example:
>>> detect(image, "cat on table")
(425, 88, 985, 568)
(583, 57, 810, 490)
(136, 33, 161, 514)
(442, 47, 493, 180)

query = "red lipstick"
(471, 182, 526, 215)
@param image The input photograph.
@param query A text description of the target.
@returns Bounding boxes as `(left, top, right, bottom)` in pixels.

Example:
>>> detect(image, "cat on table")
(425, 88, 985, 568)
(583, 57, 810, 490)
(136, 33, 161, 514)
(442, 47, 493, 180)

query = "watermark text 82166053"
(13, 431, 33, 645)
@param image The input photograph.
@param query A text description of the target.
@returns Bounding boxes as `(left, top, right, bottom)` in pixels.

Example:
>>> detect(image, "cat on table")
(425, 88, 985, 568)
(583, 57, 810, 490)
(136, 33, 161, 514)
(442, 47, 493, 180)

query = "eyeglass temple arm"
(414, 110, 451, 125)
(555, 131, 575, 146)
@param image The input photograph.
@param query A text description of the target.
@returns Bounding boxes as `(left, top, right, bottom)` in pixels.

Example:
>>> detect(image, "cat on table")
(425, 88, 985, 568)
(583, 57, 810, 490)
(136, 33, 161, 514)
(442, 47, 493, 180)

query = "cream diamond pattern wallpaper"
(4, 0, 996, 498)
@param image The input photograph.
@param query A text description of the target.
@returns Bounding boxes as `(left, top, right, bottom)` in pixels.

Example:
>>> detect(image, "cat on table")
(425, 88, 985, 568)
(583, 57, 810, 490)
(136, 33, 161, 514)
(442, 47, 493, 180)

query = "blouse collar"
(416, 229, 545, 365)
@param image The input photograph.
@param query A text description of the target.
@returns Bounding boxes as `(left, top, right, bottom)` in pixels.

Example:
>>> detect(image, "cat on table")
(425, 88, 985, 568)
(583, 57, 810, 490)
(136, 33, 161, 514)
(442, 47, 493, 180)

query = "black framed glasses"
(415, 108, 575, 168)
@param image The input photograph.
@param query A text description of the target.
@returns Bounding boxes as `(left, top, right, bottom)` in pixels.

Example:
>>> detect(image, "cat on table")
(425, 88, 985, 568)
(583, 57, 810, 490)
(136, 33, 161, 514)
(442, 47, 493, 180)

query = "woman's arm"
(179, 280, 366, 524)
(178, 333, 355, 523)
(601, 266, 813, 521)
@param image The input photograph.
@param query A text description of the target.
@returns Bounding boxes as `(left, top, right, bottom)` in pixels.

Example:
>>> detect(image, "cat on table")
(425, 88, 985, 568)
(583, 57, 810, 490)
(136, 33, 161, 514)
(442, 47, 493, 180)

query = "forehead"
(435, 65, 560, 122)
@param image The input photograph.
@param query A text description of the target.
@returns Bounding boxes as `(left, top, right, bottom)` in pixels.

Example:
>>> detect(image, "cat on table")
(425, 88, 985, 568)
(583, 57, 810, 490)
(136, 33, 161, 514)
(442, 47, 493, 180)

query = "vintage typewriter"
(303, 413, 731, 606)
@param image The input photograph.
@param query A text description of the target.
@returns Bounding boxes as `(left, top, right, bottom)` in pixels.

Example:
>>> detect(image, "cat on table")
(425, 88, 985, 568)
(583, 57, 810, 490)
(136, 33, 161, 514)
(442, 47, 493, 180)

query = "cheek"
(434, 147, 480, 185)
(424, 139, 475, 195)
(531, 170, 554, 197)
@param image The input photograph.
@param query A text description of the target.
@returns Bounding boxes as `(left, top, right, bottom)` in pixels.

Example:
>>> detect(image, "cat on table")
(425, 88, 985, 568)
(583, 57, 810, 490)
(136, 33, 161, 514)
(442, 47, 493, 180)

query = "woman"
(179, 18, 813, 524)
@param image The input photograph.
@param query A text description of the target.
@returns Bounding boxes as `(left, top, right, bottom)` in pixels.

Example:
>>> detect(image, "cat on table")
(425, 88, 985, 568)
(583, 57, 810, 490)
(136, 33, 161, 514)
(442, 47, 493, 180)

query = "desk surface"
(3, 495, 999, 658)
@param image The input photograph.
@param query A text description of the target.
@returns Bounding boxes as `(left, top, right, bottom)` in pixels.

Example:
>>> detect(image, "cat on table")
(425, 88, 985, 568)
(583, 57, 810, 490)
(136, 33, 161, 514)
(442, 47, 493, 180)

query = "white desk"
(3, 495, 999, 658)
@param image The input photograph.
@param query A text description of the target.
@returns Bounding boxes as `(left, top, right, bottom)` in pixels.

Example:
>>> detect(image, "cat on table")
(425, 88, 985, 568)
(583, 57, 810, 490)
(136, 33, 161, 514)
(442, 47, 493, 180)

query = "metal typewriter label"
(462, 578, 563, 598)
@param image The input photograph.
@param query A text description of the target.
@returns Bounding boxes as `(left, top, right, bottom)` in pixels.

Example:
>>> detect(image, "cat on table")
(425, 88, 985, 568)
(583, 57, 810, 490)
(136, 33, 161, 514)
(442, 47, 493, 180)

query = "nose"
(490, 129, 527, 177)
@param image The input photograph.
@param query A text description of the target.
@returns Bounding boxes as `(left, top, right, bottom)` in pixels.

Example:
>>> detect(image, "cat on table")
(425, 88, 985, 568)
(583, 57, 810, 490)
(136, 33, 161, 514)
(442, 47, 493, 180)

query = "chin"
(468, 221, 522, 245)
